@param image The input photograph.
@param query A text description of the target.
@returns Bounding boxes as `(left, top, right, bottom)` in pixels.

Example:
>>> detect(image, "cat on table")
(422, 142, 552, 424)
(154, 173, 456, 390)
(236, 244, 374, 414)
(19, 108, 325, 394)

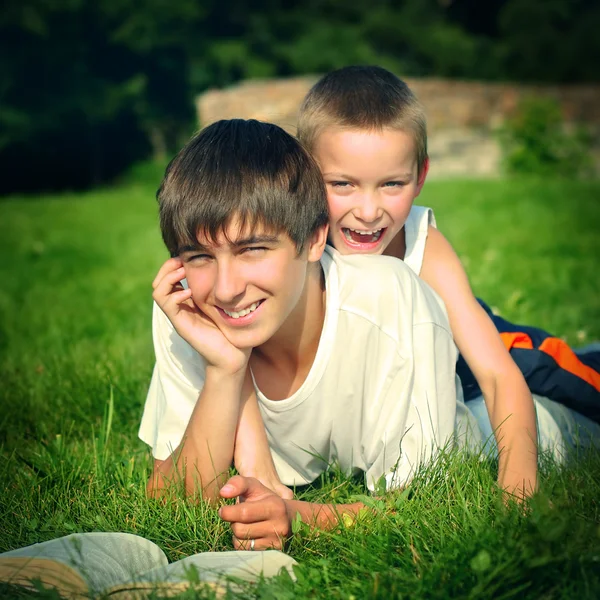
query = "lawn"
(1, 173, 599, 598)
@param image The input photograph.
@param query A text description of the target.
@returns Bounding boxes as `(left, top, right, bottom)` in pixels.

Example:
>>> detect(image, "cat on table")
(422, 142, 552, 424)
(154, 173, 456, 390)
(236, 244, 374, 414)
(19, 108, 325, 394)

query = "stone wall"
(197, 77, 600, 177)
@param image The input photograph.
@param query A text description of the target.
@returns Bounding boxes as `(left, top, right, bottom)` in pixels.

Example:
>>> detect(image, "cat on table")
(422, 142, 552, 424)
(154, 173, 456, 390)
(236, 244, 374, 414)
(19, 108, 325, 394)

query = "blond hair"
(298, 66, 428, 176)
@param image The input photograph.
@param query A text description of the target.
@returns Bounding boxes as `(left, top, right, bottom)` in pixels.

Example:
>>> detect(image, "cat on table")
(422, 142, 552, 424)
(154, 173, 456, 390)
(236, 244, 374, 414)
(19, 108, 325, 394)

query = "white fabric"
(403, 205, 436, 275)
(401, 204, 599, 460)
(139, 246, 469, 491)
(468, 393, 600, 462)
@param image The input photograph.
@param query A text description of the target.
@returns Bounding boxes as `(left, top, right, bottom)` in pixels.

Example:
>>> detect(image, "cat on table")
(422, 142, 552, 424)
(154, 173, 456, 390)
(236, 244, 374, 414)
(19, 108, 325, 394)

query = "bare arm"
(420, 227, 538, 498)
(148, 366, 250, 502)
(234, 393, 294, 499)
(147, 258, 253, 502)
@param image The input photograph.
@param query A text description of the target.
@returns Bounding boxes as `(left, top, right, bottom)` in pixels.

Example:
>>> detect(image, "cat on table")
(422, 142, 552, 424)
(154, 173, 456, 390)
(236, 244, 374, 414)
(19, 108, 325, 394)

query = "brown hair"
(298, 66, 427, 175)
(157, 119, 329, 256)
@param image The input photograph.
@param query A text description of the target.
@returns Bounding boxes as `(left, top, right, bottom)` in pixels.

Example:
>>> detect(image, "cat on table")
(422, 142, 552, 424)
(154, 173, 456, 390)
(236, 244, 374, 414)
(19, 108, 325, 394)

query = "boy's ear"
(415, 157, 429, 198)
(306, 224, 329, 263)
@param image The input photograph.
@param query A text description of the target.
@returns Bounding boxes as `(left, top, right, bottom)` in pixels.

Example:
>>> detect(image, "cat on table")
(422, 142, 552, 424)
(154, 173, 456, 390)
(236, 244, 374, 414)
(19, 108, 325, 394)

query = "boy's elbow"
(478, 360, 529, 405)
(146, 476, 159, 498)
(146, 457, 170, 499)
(145, 456, 224, 505)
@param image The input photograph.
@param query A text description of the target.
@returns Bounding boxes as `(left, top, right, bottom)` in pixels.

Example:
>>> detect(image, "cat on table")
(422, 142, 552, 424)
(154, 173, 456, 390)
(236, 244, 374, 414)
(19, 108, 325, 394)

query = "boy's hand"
(235, 459, 294, 500)
(219, 475, 292, 551)
(152, 258, 250, 374)
(253, 474, 293, 501)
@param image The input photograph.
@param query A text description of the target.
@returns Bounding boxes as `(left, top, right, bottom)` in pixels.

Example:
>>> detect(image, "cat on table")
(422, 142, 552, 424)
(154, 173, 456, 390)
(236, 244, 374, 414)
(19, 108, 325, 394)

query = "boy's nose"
(213, 263, 246, 305)
(354, 192, 382, 223)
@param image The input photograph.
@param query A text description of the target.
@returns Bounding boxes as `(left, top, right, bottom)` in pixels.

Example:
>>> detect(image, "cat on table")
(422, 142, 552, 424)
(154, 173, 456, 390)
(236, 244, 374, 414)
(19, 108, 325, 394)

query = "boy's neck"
(249, 261, 326, 400)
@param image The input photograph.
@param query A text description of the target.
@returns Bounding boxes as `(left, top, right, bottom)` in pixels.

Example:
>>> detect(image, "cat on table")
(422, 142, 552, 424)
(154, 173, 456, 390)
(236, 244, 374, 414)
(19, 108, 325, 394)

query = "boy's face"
(180, 219, 326, 350)
(313, 127, 427, 256)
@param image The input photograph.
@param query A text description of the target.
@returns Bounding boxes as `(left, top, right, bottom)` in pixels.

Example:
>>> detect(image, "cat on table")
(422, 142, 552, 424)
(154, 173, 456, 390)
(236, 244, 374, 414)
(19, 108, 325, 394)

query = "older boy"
(139, 119, 472, 550)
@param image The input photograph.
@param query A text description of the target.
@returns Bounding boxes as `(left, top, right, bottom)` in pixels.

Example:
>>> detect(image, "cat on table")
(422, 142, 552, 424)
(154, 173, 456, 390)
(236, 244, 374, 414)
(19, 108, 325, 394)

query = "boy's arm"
(234, 393, 294, 499)
(219, 476, 366, 550)
(148, 366, 250, 502)
(147, 258, 252, 502)
(420, 227, 538, 499)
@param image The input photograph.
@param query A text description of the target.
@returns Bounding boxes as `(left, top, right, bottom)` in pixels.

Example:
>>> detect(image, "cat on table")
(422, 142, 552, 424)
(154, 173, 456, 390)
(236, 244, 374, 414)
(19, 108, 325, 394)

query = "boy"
(140, 118, 472, 550)
(295, 65, 600, 498)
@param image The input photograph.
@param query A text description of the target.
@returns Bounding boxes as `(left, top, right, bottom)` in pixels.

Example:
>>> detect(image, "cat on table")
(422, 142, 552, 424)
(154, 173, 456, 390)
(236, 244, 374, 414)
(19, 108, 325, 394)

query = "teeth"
(347, 227, 382, 235)
(223, 301, 260, 319)
(343, 228, 384, 243)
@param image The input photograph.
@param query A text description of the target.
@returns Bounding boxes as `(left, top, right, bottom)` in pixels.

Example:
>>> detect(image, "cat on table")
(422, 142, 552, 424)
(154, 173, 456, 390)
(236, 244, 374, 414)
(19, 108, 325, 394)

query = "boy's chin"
(221, 328, 268, 351)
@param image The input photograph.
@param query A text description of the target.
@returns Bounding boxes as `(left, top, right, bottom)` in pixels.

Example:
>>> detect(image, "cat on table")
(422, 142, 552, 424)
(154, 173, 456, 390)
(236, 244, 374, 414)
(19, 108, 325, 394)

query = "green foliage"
(2, 0, 599, 193)
(497, 0, 600, 82)
(498, 96, 593, 178)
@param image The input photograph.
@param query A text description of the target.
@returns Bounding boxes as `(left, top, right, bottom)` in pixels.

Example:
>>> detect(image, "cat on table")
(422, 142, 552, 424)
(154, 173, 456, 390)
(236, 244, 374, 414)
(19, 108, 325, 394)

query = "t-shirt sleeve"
(363, 321, 457, 492)
(138, 302, 206, 460)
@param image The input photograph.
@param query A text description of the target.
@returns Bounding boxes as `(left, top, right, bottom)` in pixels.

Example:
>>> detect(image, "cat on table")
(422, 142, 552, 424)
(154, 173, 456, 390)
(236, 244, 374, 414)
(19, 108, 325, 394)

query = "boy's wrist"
(200, 365, 249, 407)
(283, 498, 366, 531)
(205, 362, 249, 382)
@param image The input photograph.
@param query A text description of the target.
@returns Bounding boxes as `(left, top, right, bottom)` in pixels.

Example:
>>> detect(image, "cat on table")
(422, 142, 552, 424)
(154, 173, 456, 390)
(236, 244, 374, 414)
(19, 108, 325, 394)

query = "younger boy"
(139, 118, 471, 550)
(296, 65, 600, 497)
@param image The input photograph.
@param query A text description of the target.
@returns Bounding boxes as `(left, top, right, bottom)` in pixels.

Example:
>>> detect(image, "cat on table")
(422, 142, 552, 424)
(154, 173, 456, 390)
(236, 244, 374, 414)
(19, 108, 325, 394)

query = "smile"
(222, 301, 262, 319)
(342, 227, 385, 244)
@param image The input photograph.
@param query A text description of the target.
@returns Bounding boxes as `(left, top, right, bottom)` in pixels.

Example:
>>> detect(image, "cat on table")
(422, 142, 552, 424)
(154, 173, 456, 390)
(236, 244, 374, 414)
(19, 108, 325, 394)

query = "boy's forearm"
(234, 391, 273, 473)
(284, 499, 367, 531)
(483, 373, 538, 497)
(148, 366, 246, 502)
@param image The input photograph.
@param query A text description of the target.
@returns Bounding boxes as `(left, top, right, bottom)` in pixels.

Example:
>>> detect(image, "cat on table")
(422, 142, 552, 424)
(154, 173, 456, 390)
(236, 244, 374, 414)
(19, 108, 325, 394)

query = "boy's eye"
(186, 253, 211, 262)
(383, 181, 405, 188)
(241, 246, 268, 255)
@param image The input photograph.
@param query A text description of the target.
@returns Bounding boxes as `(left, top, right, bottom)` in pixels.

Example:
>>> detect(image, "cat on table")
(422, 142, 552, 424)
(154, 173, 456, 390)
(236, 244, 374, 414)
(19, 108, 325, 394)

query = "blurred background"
(2, 0, 599, 195)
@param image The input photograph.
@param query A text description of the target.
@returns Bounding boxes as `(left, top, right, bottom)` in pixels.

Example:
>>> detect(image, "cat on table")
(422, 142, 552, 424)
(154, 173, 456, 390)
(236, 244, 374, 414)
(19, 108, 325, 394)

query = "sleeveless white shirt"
(404, 205, 436, 276)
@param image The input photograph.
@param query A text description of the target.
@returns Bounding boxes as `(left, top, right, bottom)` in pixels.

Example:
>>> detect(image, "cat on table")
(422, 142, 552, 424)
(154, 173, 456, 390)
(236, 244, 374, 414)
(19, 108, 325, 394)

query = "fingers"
(152, 257, 183, 290)
(219, 497, 275, 524)
(152, 265, 192, 312)
(153, 264, 185, 297)
(232, 534, 284, 552)
(219, 476, 292, 552)
(219, 475, 249, 499)
(228, 510, 290, 551)
(275, 484, 294, 500)
(219, 475, 266, 501)
(230, 521, 284, 545)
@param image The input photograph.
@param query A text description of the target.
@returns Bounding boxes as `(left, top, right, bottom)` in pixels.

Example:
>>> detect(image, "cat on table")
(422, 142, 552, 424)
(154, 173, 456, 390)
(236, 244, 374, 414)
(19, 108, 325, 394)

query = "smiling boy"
(296, 65, 600, 498)
(139, 119, 470, 550)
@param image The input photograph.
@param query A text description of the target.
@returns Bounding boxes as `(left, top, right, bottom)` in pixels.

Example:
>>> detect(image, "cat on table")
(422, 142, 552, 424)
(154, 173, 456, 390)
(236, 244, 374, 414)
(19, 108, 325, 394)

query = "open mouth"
(220, 300, 264, 320)
(341, 227, 386, 245)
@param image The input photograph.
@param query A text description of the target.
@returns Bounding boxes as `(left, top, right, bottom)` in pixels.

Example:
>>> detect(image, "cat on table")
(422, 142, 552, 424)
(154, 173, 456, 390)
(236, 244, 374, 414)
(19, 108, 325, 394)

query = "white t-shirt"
(139, 246, 463, 491)
(402, 205, 485, 447)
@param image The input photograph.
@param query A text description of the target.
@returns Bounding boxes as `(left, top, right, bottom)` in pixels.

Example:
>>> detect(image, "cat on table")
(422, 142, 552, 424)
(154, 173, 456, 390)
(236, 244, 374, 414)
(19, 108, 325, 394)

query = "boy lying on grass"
(140, 118, 476, 550)
(233, 66, 600, 503)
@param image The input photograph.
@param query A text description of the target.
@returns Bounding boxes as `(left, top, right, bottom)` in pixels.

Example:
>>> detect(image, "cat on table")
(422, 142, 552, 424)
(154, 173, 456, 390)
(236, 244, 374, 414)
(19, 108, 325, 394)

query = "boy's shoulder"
(322, 246, 451, 334)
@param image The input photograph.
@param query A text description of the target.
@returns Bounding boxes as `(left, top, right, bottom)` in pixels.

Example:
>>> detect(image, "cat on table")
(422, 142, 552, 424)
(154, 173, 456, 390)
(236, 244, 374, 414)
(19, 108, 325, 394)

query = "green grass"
(422, 178, 600, 342)
(1, 174, 600, 598)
